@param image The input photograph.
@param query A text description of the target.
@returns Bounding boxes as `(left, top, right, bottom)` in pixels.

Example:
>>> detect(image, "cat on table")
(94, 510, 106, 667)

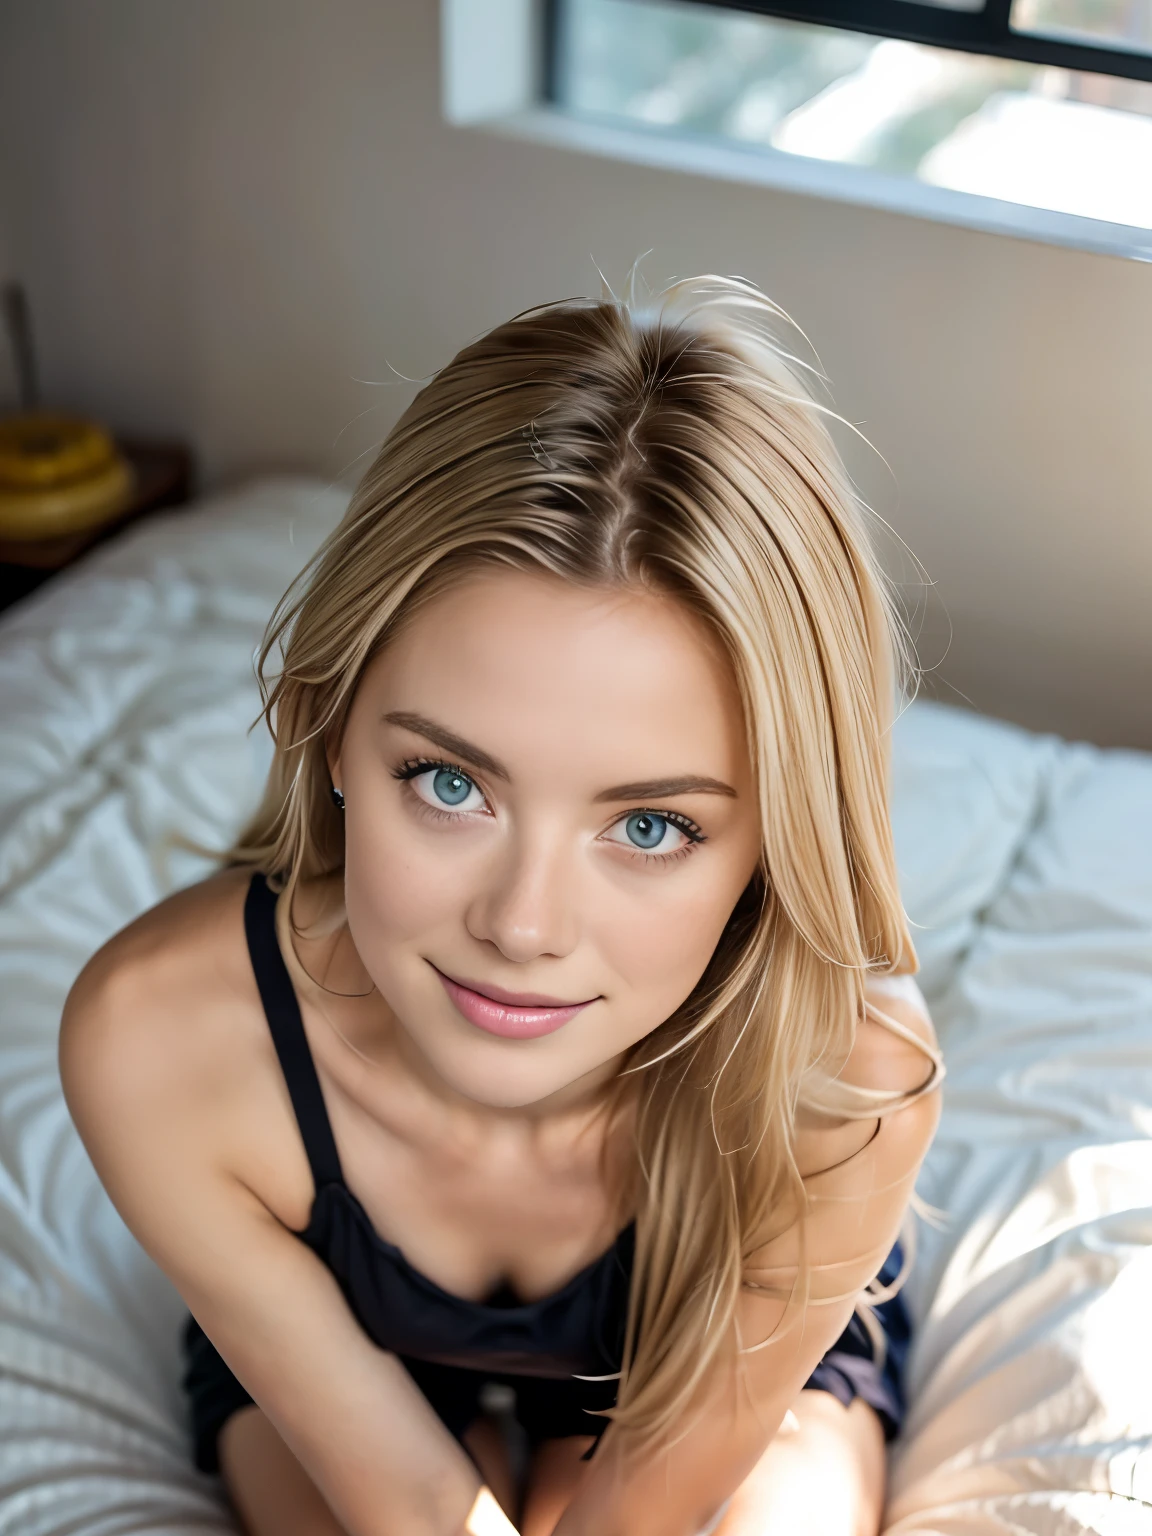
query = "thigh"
(716, 1390, 886, 1536)
(520, 1434, 597, 1536)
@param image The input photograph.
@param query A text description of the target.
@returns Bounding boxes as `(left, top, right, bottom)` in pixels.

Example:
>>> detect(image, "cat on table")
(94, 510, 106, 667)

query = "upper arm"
(60, 935, 479, 1536)
(744, 977, 941, 1326)
(726, 981, 940, 1432)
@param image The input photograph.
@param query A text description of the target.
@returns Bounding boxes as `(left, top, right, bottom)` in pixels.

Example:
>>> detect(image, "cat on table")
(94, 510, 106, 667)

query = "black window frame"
(546, 0, 1152, 90)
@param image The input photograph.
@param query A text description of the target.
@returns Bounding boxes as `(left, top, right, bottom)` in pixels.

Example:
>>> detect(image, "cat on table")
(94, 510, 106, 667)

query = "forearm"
(218, 1396, 508, 1536)
(551, 1411, 768, 1536)
(303, 1451, 482, 1536)
(316, 1448, 490, 1536)
(548, 1311, 849, 1536)
(256, 1357, 494, 1536)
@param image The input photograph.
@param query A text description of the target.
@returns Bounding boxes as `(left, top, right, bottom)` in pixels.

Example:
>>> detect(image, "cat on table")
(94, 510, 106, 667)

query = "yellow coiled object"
(0, 414, 134, 540)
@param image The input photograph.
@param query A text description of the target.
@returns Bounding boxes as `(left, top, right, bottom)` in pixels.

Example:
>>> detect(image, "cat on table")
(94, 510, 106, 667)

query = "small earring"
(331, 786, 345, 810)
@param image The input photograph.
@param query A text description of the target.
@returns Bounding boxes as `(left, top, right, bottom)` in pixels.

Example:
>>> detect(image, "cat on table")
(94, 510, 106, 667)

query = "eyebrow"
(383, 712, 737, 802)
(383, 711, 511, 780)
(593, 776, 737, 803)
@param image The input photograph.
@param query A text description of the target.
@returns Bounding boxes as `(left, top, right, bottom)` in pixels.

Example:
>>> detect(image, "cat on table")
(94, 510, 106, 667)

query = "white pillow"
(0, 479, 342, 1534)
(889, 734, 1152, 1533)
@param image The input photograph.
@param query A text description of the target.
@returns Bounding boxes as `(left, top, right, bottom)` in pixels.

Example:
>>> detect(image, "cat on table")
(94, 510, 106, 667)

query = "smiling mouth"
(431, 965, 599, 1040)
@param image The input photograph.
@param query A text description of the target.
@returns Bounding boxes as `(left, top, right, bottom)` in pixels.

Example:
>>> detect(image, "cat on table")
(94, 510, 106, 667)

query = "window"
(548, 0, 1152, 231)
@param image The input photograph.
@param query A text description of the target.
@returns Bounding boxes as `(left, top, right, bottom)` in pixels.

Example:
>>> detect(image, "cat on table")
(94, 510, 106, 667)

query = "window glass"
(1011, 0, 1152, 56)
(555, 0, 1152, 227)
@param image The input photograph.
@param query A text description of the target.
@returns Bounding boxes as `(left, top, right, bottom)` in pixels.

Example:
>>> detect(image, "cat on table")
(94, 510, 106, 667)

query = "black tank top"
(245, 872, 633, 1382)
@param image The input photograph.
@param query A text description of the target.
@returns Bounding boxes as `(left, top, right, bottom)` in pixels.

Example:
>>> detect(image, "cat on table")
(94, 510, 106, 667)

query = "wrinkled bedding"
(0, 478, 1149, 1534)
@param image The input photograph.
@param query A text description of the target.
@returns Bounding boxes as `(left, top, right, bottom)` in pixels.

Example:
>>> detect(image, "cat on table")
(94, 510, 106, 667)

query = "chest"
(254, 1025, 627, 1307)
(348, 1105, 623, 1304)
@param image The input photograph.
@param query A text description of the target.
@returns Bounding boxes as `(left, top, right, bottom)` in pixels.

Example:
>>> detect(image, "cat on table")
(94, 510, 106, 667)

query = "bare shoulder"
(62, 866, 253, 1068)
(745, 979, 941, 1294)
(59, 868, 263, 1189)
(844, 973, 940, 1100)
(794, 975, 941, 1183)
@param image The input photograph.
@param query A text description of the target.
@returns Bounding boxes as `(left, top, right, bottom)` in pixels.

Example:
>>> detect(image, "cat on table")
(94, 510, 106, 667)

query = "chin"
(423, 1038, 581, 1110)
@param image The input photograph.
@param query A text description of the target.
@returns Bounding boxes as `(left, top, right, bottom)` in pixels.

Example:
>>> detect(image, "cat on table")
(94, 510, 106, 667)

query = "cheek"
(340, 795, 471, 965)
(595, 863, 750, 1019)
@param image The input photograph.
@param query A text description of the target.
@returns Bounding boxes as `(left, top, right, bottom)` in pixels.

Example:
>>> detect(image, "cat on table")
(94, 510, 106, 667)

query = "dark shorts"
(182, 1244, 910, 1475)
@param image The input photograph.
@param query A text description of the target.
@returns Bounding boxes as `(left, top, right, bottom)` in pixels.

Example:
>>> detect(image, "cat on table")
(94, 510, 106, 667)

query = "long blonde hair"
(235, 276, 917, 1447)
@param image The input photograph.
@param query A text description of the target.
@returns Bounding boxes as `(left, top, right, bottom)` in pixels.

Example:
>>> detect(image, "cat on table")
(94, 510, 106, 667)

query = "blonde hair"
(235, 276, 917, 1448)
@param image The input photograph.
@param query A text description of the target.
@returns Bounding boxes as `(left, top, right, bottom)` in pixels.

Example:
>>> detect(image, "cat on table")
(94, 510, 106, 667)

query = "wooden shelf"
(0, 440, 194, 613)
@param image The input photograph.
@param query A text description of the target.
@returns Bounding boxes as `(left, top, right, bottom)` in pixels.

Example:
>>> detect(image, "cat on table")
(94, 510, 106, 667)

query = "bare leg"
(520, 1436, 596, 1536)
(219, 1391, 883, 1536)
(219, 1406, 517, 1536)
(520, 1392, 885, 1536)
(715, 1392, 886, 1536)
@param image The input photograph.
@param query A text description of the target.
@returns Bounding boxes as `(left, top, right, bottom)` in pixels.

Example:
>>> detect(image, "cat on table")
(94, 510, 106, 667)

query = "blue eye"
(602, 808, 702, 858)
(402, 762, 487, 815)
(432, 768, 473, 806)
(626, 812, 668, 850)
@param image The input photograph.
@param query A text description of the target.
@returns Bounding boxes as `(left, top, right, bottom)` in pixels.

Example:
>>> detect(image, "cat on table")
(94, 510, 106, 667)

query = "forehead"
(357, 569, 748, 782)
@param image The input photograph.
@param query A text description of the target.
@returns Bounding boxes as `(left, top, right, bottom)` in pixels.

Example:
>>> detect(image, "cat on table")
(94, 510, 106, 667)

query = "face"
(330, 569, 761, 1112)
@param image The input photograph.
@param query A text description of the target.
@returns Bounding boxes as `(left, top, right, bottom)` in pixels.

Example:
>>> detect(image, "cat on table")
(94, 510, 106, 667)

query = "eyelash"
(393, 755, 470, 782)
(391, 757, 483, 826)
(390, 756, 707, 863)
(622, 810, 706, 866)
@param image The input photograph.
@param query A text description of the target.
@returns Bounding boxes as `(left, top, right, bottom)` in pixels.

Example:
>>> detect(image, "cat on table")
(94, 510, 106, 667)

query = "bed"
(0, 478, 1149, 1535)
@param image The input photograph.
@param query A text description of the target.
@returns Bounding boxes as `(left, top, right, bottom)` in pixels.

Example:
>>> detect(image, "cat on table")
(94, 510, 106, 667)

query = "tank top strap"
(243, 872, 345, 1192)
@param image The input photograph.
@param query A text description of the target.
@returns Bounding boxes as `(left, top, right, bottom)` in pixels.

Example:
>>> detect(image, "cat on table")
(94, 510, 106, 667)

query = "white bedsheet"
(0, 478, 1149, 1534)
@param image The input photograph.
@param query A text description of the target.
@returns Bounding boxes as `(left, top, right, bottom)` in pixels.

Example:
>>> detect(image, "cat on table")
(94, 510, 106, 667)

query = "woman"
(60, 278, 941, 1536)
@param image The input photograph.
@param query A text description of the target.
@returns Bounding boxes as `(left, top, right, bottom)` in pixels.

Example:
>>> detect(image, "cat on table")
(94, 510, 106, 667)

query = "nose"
(464, 826, 579, 964)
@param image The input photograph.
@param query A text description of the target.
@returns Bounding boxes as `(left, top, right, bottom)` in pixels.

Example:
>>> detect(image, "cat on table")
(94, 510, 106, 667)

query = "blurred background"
(0, 0, 1149, 747)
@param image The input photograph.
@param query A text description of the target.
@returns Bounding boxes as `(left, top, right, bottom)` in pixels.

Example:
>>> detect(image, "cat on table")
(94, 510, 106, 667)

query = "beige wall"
(0, 0, 1149, 746)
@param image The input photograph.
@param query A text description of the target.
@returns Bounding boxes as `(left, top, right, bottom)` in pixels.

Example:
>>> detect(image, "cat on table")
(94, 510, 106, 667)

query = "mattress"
(0, 477, 1149, 1534)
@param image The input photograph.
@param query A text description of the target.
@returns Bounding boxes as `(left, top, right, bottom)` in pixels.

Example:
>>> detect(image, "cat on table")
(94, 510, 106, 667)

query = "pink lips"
(434, 967, 597, 1040)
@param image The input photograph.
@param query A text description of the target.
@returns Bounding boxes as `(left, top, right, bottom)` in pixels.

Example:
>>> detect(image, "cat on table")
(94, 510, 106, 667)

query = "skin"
(60, 569, 940, 1536)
